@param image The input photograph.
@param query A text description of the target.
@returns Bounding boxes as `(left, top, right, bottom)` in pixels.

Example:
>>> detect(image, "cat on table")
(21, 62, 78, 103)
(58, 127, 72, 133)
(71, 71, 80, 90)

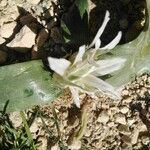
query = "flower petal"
(69, 87, 80, 108)
(101, 31, 122, 50)
(89, 10, 110, 48)
(48, 57, 71, 76)
(95, 38, 101, 50)
(82, 75, 121, 99)
(73, 45, 86, 65)
(93, 58, 126, 76)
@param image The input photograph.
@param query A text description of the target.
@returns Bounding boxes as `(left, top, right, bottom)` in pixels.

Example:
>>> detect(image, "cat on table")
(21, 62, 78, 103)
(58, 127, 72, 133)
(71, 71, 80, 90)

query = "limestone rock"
(141, 136, 150, 145)
(68, 140, 81, 150)
(114, 113, 126, 125)
(0, 22, 17, 38)
(119, 106, 129, 114)
(51, 144, 60, 150)
(127, 118, 135, 126)
(131, 130, 139, 144)
(97, 111, 109, 124)
(7, 25, 36, 50)
(9, 112, 22, 128)
(26, 0, 41, 5)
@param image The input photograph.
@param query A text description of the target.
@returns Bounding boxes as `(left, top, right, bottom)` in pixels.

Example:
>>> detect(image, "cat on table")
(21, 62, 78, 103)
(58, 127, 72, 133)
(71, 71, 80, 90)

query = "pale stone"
(7, 25, 36, 49)
(101, 103, 109, 109)
(141, 136, 150, 145)
(97, 111, 109, 124)
(84, 128, 91, 137)
(131, 130, 139, 144)
(9, 112, 22, 128)
(27, 0, 41, 5)
(127, 118, 135, 126)
(51, 144, 60, 150)
(114, 113, 126, 125)
(0, 22, 17, 38)
(122, 97, 132, 104)
(0, 0, 7, 7)
(11, 6, 20, 21)
(119, 106, 129, 114)
(107, 122, 115, 127)
(38, 137, 47, 150)
(68, 140, 81, 150)
(122, 90, 129, 96)
(30, 120, 40, 133)
(131, 124, 146, 145)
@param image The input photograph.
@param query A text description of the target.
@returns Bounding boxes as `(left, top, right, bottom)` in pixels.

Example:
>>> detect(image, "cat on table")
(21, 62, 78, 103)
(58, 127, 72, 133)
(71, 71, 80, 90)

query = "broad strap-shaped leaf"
(0, 60, 61, 112)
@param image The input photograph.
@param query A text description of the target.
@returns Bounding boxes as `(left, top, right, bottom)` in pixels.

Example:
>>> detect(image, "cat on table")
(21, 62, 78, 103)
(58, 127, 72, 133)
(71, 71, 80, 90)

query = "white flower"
(48, 11, 126, 108)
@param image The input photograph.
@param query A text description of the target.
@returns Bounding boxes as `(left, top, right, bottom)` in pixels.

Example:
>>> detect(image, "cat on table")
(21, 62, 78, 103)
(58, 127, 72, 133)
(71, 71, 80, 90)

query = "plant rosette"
(48, 11, 126, 107)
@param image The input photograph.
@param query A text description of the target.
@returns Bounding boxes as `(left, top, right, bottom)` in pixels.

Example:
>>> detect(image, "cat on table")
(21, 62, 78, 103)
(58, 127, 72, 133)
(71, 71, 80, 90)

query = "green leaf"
(105, 0, 150, 88)
(20, 111, 36, 150)
(61, 21, 71, 35)
(75, 0, 88, 18)
(0, 60, 61, 112)
(61, 0, 89, 46)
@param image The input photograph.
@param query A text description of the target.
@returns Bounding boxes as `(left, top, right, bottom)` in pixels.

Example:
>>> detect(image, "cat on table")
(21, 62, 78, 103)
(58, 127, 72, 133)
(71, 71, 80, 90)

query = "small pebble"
(7, 25, 36, 51)
(0, 22, 17, 38)
(51, 143, 60, 150)
(141, 136, 150, 145)
(97, 111, 109, 124)
(114, 113, 126, 125)
(68, 140, 81, 150)
(127, 118, 135, 126)
(122, 90, 129, 96)
(118, 124, 131, 135)
(131, 129, 139, 144)
(26, 0, 41, 5)
(120, 106, 129, 114)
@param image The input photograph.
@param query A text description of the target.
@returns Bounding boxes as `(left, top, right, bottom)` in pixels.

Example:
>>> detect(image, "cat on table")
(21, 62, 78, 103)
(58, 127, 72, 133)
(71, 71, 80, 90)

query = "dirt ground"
(40, 74, 150, 150)
(0, 0, 150, 150)
(9, 74, 150, 150)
